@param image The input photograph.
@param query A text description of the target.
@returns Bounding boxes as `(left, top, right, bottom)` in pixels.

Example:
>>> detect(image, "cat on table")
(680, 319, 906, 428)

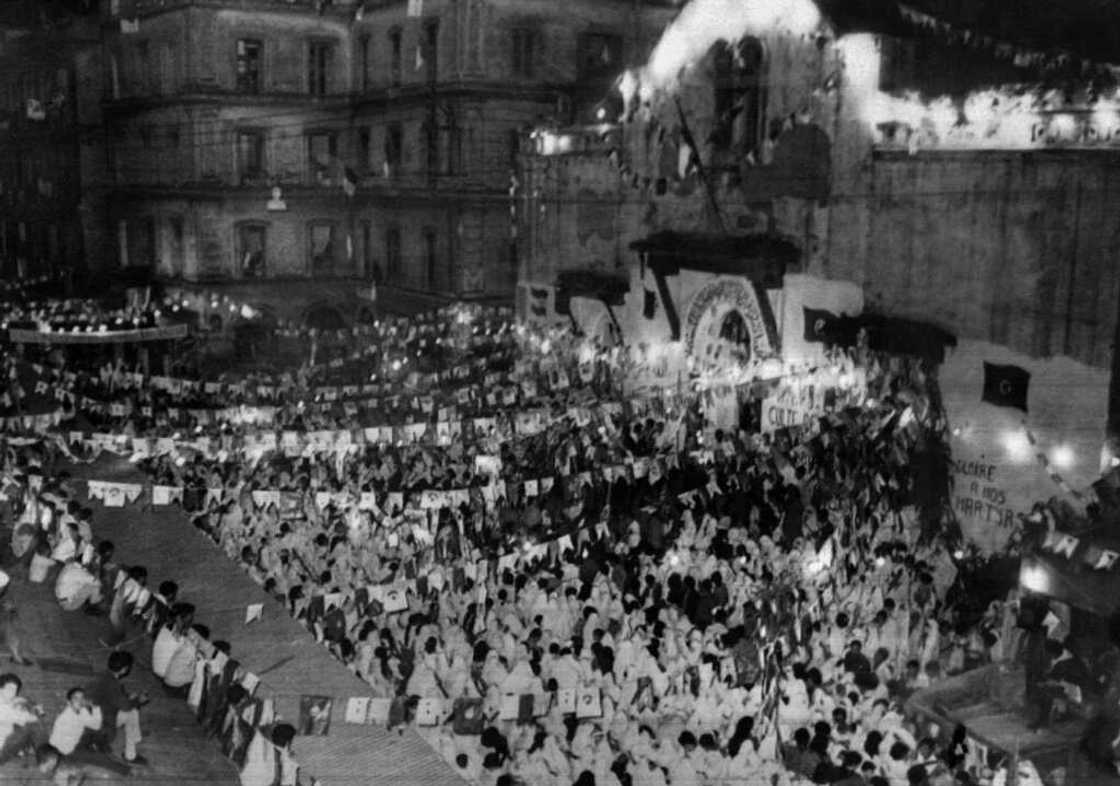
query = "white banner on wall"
(761, 386, 824, 433)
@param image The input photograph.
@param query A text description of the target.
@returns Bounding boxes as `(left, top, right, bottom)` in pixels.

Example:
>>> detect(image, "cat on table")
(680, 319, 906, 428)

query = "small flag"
(981, 362, 1030, 412)
(802, 306, 837, 343)
(643, 289, 657, 319)
(344, 697, 370, 724)
(245, 603, 264, 624)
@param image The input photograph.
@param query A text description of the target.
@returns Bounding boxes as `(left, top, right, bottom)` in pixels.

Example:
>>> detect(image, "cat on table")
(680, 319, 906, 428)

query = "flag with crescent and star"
(981, 362, 1030, 412)
(802, 307, 838, 344)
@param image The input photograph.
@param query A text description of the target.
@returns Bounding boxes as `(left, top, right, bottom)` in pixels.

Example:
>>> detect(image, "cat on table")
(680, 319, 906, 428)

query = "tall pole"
(673, 98, 725, 234)
(1106, 278, 1120, 470)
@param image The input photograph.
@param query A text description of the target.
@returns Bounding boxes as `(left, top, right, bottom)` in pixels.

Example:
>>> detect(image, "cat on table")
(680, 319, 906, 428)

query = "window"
(308, 41, 333, 96)
(127, 217, 156, 269)
(358, 127, 371, 172)
(361, 221, 374, 280)
(167, 216, 184, 276)
(308, 222, 337, 275)
(139, 124, 153, 148)
(237, 223, 266, 278)
(236, 39, 262, 93)
(507, 129, 521, 169)
(511, 28, 536, 78)
(423, 228, 437, 289)
(384, 122, 402, 173)
(389, 28, 402, 86)
(423, 20, 439, 83)
(168, 127, 180, 148)
(159, 44, 175, 95)
(423, 119, 439, 177)
(306, 131, 337, 183)
(385, 224, 401, 281)
(136, 41, 152, 94)
(237, 130, 265, 182)
(108, 51, 121, 99)
(578, 32, 622, 80)
(710, 37, 766, 157)
(359, 35, 371, 91)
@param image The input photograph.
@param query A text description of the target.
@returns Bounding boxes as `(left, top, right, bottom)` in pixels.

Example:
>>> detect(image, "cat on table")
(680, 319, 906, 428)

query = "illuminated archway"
(683, 278, 776, 369)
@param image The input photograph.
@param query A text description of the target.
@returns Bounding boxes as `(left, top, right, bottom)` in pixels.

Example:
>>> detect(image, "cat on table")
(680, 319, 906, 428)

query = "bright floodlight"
(1001, 430, 1033, 463)
(1050, 444, 1075, 470)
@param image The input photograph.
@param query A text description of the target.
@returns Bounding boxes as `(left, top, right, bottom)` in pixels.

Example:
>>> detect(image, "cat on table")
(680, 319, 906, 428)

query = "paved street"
(61, 454, 465, 786)
(0, 521, 238, 785)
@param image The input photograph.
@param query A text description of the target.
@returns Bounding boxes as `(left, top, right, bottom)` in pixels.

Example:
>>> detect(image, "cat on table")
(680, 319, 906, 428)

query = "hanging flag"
(643, 289, 657, 319)
(407, 0, 423, 16)
(802, 307, 838, 343)
(981, 362, 1030, 412)
(415, 44, 424, 71)
(341, 167, 357, 197)
(677, 142, 694, 179)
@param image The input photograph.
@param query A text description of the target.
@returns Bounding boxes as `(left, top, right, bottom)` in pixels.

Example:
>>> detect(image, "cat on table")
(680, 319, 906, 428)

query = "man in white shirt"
(49, 522, 81, 564)
(151, 603, 193, 680)
(55, 561, 102, 612)
(164, 624, 206, 698)
(0, 673, 42, 763)
(49, 687, 102, 755)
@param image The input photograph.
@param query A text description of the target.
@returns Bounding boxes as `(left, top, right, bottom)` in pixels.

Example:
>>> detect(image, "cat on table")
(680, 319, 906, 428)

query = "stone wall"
(830, 150, 1120, 371)
(942, 339, 1109, 551)
(520, 30, 849, 289)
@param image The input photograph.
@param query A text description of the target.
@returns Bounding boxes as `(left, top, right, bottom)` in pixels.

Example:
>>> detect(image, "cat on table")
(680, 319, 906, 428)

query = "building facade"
(0, 2, 107, 283)
(101, 0, 675, 321)
(518, 6, 1120, 549)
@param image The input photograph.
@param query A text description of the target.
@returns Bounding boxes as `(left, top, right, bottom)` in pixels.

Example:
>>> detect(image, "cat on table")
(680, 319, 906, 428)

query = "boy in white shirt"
(49, 688, 102, 755)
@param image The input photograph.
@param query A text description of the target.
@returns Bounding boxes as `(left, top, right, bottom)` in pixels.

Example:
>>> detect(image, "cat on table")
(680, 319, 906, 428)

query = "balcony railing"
(122, 0, 361, 16)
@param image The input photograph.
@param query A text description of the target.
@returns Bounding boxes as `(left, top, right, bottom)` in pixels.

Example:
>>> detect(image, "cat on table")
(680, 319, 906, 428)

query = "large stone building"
(518, 0, 1120, 549)
(0, 1, 107, 283)
(100, 0, 676, 322)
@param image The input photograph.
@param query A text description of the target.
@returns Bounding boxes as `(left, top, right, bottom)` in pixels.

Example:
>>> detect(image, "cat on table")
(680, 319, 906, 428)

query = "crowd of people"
(1, 297, 167, 334)
(0, 302, 1048, 786)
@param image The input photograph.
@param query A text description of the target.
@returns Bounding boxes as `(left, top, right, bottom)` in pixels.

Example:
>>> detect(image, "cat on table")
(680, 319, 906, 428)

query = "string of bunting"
(896, 2, 1120, 77)
(1022, 424, 1086, 503)
(1035, 528, 1120, 571)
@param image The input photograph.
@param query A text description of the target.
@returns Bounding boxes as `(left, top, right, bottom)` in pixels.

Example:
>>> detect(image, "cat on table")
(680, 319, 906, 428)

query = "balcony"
(119, 0, 362, 18)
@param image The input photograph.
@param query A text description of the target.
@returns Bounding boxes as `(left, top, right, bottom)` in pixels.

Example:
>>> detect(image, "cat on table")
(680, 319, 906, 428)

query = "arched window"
(710, 37, 767, 160)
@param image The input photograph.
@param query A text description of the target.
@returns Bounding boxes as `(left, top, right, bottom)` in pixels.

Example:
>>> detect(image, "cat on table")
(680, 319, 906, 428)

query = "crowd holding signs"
(0, 300, 1056, 786)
